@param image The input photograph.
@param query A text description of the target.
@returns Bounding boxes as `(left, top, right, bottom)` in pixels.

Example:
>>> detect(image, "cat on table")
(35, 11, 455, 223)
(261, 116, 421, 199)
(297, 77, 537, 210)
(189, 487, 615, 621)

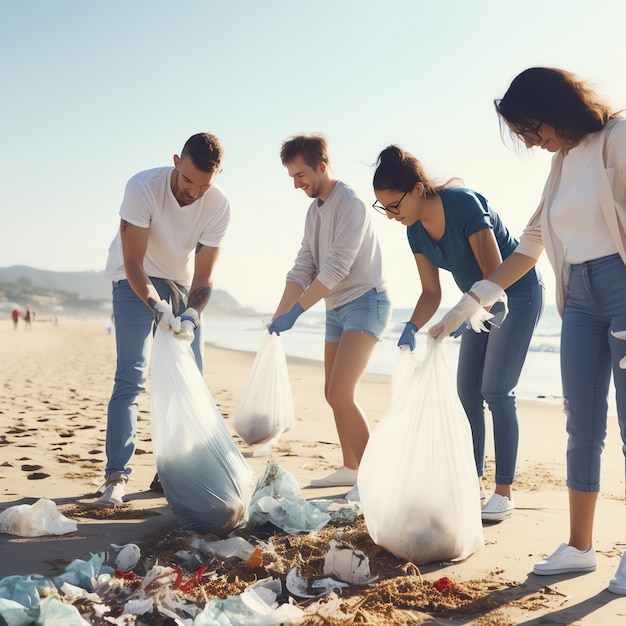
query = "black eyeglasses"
(372, 190, 408, 215)
(514, 121, 543, 143)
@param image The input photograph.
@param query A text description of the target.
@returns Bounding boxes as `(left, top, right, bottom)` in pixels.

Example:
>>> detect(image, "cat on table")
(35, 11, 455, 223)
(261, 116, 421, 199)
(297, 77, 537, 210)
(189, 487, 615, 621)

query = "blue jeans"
(325, 289, 391, 342)
(457, 282, 544, 485)
(105, 278, 204, 476)
(561, 253, 626, 492)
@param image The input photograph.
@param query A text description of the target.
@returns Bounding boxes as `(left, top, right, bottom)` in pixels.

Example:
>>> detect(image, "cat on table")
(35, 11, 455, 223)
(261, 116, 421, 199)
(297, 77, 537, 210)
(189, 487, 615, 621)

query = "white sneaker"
(608, 550, 626, 594)
(309, 466, 357, 488)
(533, 543, 597, 576)
(481, 493, 514, 521)
(96, 473, 127, 508)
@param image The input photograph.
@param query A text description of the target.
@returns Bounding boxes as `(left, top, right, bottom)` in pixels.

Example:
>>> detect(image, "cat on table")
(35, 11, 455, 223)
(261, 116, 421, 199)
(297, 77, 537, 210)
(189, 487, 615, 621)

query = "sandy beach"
(1, 318, 626, 624)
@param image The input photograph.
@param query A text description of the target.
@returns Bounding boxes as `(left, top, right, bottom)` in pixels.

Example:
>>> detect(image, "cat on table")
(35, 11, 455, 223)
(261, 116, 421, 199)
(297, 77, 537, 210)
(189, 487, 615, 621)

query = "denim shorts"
(325, 288, 391, 343)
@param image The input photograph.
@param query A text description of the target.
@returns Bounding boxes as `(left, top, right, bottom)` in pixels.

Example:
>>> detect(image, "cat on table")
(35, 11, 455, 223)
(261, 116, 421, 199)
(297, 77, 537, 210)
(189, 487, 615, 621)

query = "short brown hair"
(181, 133, 223, 173)
(280, 134, 330, 169)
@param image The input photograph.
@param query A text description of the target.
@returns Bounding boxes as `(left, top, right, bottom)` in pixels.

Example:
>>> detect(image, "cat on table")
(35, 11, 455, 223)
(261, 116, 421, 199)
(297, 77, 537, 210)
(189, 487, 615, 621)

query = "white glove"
(429, 293, 492, 342)
(429, 280, 508, 342)
(471, 279, 508, 310)
(176, 307, 199, 343)
(153, 300, 181, 333)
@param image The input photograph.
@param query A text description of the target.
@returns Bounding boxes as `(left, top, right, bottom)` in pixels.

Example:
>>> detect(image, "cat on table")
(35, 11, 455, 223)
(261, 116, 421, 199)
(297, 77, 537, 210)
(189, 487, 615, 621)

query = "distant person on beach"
(11, 308, 20, 330)
(372, 146, 544, 522)
(100, 132, 230, 508)
(430, 67, 626, 592)
(24, 306, 35, 330)
(269, 134, 390, 497)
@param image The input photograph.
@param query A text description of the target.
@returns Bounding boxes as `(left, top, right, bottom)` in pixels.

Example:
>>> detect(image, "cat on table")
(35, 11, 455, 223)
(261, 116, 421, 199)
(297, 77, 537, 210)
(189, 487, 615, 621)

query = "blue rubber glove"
(269, 302, 304, 335)
(397, 322, 418, 351)
(449, 322, 467, 338)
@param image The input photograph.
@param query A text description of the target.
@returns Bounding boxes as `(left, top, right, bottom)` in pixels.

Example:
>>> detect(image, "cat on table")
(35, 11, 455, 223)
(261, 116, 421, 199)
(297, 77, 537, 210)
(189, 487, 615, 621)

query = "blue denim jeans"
(561, 253, 626, 492)
(457, 282, 544, 485)
(105, 278, 204, 476)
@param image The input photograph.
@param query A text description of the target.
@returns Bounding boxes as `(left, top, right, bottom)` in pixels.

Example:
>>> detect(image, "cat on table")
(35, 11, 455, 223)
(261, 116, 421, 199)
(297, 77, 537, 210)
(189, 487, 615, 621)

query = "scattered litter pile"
(0, 465, 560, 625)
(0, 509, 559, 626)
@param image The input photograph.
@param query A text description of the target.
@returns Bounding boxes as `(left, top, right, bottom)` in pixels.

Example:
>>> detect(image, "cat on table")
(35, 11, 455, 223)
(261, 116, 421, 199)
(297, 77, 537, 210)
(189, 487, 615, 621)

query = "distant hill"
(0, 265, 252, 317)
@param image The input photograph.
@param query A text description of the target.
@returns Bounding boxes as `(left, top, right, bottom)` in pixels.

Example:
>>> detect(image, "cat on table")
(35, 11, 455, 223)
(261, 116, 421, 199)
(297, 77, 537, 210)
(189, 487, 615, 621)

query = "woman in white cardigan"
(431, 67, 626, 593)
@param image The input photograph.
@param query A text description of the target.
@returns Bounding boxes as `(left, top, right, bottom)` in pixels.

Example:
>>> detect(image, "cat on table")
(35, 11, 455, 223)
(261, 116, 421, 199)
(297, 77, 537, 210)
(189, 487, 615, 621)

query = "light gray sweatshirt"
(286, 181, 387, 309)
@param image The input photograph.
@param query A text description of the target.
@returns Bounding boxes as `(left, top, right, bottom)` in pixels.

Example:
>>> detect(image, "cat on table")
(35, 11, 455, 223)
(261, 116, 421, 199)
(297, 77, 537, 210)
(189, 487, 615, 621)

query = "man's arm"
(119, 219, 161, 312)
(187, 243, 221, 313)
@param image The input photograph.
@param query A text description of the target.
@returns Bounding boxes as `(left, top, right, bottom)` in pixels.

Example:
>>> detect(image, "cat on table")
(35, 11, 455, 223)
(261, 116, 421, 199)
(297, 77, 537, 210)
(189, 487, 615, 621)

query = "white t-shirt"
(104, 167, 230, 287)
(550, 134, 618, 263)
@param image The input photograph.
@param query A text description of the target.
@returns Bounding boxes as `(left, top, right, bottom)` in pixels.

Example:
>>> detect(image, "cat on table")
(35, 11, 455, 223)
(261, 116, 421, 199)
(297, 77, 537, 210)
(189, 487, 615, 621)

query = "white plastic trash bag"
(150, 326, 258, 537)
(390, 345, 417, 405)
(232, 331, 295, 447)
(0, 498, 77, 537)
(358, 336, 484, 564)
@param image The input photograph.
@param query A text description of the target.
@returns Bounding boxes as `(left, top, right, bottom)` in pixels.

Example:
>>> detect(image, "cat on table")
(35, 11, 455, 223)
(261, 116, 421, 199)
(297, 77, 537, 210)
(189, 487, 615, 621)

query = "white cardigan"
(516, 119, 626, 316)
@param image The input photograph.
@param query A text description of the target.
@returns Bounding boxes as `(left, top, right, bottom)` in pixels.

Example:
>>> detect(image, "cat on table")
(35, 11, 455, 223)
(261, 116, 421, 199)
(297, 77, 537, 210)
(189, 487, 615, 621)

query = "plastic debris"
(323, 539, 377, 585)
(0, 463, 375, 624)
(37, 595, 91, 625)
(190, 535, 256, 562)
(0, 498, 77, 537)
(52, 553, 109, 590)
(285, 567, 349, 599)
(247, 462, 331, 533)
(433, 576, 456, 593)
(59, 582, 102, 603)
(302, 591, 355, 621)
(110, 543, 141, 572)
(194, 577, 304, 625)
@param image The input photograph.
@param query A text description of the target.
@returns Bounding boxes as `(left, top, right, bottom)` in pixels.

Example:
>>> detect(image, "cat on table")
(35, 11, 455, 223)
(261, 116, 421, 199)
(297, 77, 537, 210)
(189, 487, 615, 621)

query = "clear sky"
(2, 1, 625, 313)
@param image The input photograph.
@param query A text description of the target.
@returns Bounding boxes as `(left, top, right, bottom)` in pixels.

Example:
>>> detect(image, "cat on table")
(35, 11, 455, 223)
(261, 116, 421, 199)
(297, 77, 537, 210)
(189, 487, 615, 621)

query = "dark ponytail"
(373, 145, 459, 198)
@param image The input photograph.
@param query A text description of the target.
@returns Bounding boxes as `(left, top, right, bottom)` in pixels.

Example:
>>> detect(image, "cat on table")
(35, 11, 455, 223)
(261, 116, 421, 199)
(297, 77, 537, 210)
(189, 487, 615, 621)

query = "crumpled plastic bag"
(36, 596, 91, 625)
(323, 539, 376, 585)
(191, 536, 256, 562)
(0, 574, 55, 626)
(232, 331, 295, 451)
(194, 577, 303, 625)
(359, 337, 484, 564)
(0, 498, 77, 537)
(0, 555, 110, 626)
(151, 325, 258, 537)
(52, 553, 108, 590)
(246, 462, 330, 534)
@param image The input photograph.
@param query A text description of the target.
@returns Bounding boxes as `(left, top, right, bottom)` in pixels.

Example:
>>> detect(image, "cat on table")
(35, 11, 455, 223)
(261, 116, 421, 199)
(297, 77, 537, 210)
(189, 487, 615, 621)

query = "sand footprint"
(21, 464, 43, 472)
(27, 472, 50, 480)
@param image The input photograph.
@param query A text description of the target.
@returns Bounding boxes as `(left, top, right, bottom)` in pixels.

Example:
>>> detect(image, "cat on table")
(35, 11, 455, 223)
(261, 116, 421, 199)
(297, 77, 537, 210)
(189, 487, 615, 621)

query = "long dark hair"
(373, 145, 460, 198)
(495, 67, 619, 144)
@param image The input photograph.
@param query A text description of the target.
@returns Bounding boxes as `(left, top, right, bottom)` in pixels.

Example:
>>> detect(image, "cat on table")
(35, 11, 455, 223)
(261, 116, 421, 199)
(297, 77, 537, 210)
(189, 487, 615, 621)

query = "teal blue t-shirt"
(406, 188, 538, 293)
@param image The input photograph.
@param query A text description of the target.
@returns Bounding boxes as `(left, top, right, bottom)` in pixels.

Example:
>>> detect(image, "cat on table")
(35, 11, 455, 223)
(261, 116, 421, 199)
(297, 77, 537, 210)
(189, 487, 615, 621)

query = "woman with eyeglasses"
(431, 67, 626, 591)
(372, 145, 544, 523)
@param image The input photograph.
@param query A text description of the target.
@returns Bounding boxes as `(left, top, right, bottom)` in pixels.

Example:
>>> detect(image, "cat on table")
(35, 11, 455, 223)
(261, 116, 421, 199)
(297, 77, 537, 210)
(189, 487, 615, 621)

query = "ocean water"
(204, 305, 572, 405)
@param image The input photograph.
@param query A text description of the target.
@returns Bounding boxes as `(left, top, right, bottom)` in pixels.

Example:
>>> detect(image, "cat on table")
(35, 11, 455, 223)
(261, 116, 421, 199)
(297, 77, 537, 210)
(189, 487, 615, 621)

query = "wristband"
(180, 314, 198, 329)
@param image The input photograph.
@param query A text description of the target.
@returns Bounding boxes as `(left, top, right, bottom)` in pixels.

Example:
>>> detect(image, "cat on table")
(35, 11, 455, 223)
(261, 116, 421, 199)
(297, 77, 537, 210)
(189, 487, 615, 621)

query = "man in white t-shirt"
(98, 133, 231, 507)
